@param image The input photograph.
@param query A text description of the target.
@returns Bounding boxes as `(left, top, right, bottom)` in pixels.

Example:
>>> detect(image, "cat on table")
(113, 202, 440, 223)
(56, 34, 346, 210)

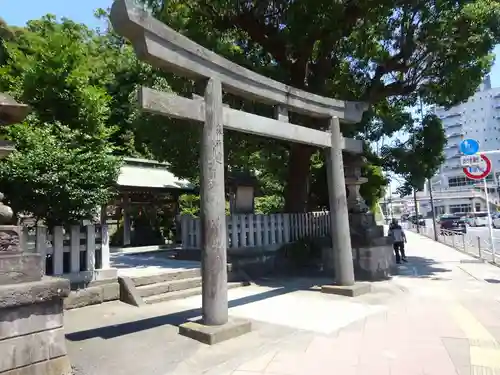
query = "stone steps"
(137, 277, 203, 298)
(144, 281, 248, 305)
(120, 267, 250, 306)
(132, 268, 201, 287)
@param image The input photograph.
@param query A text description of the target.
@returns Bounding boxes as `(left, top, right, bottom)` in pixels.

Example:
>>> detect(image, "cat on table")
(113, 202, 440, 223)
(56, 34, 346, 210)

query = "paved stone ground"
(65, 232, 500, 375)
(111, 252, 200, 277)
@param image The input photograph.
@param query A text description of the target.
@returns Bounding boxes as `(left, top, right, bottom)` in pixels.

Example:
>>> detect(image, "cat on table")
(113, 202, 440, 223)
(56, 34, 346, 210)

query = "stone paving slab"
(65, 231, 500, 375)
(111, 253, 200, 277)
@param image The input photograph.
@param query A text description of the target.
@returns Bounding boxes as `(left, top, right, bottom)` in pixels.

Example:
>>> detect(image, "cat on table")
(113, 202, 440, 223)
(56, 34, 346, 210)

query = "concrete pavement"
(65, 231, 500, 375)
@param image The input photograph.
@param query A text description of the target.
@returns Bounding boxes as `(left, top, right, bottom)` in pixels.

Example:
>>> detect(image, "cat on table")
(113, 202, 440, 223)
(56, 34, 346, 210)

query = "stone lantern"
(343, 154, 369, 214)
(226, 171, 258, 214)
(0, 93, 71, 375)
(343, 153, 396, 281)
(0, 93, 28, 224)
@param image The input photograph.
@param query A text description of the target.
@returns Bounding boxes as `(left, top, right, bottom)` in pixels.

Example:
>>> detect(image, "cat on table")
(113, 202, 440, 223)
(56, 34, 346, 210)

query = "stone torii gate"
(110, 0, 369, 344)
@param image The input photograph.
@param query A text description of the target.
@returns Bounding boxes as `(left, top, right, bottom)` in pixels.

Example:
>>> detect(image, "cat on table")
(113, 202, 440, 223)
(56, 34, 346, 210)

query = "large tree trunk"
(283, 143, 315, 213)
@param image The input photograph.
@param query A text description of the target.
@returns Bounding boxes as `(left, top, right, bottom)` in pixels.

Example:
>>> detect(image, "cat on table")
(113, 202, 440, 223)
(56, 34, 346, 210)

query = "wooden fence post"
(86, 224, 96, 272)
(52, 226, 64, 275)
(36, 226, 47, 274)
(70, 225, 80, 273)
(101, 224, 110, 269)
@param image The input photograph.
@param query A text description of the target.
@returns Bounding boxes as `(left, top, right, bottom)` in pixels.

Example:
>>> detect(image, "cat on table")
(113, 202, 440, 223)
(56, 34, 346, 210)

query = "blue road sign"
(460, 139, 479, 155)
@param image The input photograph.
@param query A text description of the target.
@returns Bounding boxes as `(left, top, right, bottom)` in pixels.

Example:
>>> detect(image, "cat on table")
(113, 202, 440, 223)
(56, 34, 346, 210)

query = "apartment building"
(429, 76, 500, 214)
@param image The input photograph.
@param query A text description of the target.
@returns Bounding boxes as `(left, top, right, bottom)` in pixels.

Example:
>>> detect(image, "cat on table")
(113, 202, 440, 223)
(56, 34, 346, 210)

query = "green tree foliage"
(0, 16, 121, 226)
(382, 114, 446, 196)
(178, 194, 231, 216)
(0, 124, 120, 227)
(255, 195, 285, 214)
(178, 194, 201, 217)
(359, 164, 388, 211)
(308, 153, 388, 211)
(134, 0, 500, 210)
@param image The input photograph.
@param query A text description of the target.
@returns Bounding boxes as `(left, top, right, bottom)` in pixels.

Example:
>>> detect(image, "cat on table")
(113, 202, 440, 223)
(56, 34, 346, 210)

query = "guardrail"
(403, 223, 497, 264)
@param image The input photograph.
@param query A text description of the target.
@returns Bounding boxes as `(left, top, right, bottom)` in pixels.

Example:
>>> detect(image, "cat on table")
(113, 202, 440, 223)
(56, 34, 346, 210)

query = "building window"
(475, 203, 481, 212)
(449, 204, 472, 214)
(448, 175, 493, 187)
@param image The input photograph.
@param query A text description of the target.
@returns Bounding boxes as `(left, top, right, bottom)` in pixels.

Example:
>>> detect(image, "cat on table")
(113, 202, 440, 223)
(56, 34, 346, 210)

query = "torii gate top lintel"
(109, 0, 368, 124)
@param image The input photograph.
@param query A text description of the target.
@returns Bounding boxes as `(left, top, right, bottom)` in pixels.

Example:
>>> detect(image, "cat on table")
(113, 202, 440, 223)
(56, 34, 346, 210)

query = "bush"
(278, 236, 323, 268)
(255, 195, 284, 214)
(0, 123, 120, 227)
(179, 193, 230, 217)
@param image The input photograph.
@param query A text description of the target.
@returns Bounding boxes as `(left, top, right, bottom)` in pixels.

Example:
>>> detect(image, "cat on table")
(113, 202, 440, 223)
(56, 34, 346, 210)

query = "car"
(468, 212, 489, 227)
(437, 214, 455, 224)
(492, 213, 500, 229)
(439, 215, 467, 234)
(438, 214, 455, 224)
(409, 214, 425, 226)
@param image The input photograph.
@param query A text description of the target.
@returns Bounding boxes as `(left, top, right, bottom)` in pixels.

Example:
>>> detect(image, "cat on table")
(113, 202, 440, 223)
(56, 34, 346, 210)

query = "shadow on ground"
(65, 278, 325, 342)
(394, 255, 452, 279)
(75, 251, 455, 343)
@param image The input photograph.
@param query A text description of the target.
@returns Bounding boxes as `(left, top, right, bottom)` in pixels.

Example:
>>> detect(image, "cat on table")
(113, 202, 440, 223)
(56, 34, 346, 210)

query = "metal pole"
(383, 194, 388, 224)
(413, 189, 420, 233)
(427, 179, 438, 241)
(413, 96, 425, 235)
(484, 176, 496, 260)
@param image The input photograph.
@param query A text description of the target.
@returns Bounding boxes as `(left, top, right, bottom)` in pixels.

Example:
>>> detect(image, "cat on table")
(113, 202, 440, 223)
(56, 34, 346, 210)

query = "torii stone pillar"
(321, 118, 372, 297)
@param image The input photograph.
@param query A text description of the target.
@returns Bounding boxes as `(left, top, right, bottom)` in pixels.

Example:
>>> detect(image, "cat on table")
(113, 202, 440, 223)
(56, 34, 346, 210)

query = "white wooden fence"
(180, 211, 331, 249)
(22, 224, 115, 283)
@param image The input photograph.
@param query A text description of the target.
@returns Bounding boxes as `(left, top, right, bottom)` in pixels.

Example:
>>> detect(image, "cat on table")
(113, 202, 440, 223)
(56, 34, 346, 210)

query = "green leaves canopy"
(382, 114, 446, 196)
(2, 0, 499, 219)
(0, 123, 120, 227)
(0, 16, 121, 226)
(133, 0, 500, 209)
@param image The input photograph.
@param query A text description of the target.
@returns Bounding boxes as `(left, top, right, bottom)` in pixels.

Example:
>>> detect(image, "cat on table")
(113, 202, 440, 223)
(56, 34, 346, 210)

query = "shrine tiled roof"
(117, 157, 194, 191)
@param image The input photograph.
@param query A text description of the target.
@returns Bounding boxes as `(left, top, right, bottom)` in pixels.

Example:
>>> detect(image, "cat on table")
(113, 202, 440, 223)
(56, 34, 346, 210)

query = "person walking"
(388, 219, 407, 264)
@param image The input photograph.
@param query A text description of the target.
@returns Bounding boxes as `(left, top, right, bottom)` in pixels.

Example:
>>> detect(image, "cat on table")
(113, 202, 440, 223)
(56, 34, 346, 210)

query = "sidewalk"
(65, 232, 500, 375)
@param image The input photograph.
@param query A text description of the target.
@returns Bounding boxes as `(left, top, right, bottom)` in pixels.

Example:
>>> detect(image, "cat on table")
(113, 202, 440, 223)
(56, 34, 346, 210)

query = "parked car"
(492, 213, 500, 229)
(409, 214, 425, 226)
(468, 212, 489, 227)
(439, 215, 467, 234)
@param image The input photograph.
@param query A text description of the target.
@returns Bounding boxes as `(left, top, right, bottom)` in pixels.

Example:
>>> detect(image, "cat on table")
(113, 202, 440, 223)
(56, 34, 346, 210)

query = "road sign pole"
(484, 177, 496, 260)
(427, 179, 438, 241)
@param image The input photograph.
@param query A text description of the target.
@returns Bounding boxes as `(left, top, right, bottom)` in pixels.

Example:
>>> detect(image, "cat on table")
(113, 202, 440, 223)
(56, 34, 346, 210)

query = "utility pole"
(427, 179, 438, 240)
(383, 194, 388, 223)
(418, 96, 438, 238)
(389, 194, 394, 220)
(413, 188, 420, 233)
(412, 100, 421, 234)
